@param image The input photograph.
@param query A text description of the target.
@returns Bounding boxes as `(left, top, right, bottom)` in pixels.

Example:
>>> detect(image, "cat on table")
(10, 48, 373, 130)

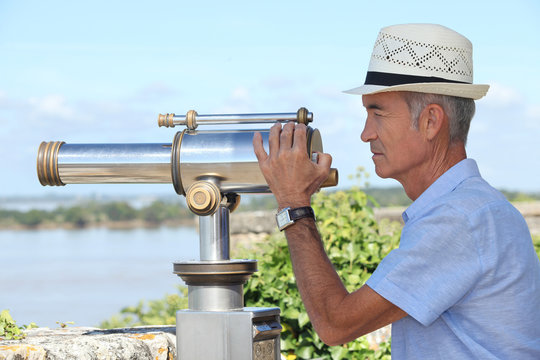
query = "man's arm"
(253, 122, 406, 345)
(284, 217, 406, 345)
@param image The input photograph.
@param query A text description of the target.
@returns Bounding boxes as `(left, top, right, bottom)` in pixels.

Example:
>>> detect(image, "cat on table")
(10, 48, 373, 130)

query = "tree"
(14, 209, 47, 227)
(103, 202, 137, 222)
(100, 287, 188, 329)
(63, 206, 92, 228)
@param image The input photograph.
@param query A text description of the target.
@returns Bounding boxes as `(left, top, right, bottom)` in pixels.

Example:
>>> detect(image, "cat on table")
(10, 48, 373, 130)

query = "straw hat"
(344, 24, 489, 100)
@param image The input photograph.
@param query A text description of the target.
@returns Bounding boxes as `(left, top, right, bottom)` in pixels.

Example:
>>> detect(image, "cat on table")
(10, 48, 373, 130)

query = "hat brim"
(343, 83, 490, 100)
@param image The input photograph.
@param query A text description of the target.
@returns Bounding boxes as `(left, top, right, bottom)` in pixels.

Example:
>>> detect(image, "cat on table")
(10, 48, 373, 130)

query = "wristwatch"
(276, 206, 315, 231)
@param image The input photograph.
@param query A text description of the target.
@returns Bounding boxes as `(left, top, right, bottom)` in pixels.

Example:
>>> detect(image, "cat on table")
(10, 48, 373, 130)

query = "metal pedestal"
(174, 202, 281, 360)
(177, 308, 281, 360)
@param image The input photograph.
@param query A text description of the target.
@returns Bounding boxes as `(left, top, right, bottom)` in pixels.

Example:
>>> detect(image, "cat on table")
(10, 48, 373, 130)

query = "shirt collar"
(402, 159, 481, 223)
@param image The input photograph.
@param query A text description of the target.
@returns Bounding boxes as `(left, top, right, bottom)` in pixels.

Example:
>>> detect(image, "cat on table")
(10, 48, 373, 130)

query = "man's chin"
(374, 166, 392, 180)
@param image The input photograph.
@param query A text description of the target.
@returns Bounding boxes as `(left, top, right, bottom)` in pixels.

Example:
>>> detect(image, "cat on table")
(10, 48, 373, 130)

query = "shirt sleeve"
(366, 204, 483, 326)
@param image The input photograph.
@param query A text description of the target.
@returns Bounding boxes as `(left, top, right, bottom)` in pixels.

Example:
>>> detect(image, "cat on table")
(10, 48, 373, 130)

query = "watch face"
(276, 208, 293, 230)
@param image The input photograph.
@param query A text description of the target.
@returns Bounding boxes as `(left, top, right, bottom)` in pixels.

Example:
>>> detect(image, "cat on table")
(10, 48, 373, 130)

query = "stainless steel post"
(199, 205, 230, 261)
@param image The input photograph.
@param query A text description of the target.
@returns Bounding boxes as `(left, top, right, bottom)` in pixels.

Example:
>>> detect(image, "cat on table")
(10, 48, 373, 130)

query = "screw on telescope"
(186, 180, 222, 216)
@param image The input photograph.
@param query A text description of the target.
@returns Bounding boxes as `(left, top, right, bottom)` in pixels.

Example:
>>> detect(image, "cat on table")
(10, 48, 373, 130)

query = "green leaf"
(296, 345, 314, 359)
(298, 312, 310, 328)
(329, 345, 348, 360)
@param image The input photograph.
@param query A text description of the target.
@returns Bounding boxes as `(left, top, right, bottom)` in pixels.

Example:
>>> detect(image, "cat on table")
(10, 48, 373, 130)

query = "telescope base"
(176, 307, 281, 360)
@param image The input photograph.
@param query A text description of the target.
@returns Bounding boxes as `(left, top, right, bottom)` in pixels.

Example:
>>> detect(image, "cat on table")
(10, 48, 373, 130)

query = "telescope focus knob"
(186, 180, 222, 216)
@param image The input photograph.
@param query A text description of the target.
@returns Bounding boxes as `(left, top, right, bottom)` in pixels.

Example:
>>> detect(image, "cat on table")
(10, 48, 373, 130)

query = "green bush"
(62, 206, 92, 227)
(243, 188, 401, 360)
(103, 202, 137, 222)
(140, 200, 191, 224)
(100, 287, 188, 329)
(0, 310, 37, 340)
(14, 209, 48, 227)
(533, 235, 540, 259)
(140, 201, 170, 224)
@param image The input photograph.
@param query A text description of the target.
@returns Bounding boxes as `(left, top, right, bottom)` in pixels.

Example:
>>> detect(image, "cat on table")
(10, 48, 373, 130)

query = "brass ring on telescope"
(297, 107, 310, 125)
(37, 141, 65, 186)
(186, 110, 198, 130)
(171, 130, 186, 196)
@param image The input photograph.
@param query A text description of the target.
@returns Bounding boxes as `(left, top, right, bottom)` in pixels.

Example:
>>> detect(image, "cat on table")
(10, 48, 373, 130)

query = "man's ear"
(419, 104, 446, 141)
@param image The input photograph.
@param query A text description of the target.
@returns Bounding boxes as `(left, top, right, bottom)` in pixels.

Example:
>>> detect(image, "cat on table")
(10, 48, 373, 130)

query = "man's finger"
(292, 124, 308, 156)
(252, 131, 268, 162)
(280, 122, 295, 150)
(268, 122, 282, 156)
(317, 152, 333, 170)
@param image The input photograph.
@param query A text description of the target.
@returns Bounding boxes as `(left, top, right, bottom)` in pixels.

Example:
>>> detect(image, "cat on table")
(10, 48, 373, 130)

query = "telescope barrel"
(37, 142, 172, 185)
(38, 128, 338, 193)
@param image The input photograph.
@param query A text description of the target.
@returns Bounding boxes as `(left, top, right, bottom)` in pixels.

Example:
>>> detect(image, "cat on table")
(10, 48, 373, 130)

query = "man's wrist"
(277, 199, 311, 211)
(276, 206, 315, 231)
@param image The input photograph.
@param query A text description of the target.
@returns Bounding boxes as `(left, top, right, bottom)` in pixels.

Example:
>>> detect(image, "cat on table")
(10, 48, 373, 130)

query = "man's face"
(361, 92, 428, 183)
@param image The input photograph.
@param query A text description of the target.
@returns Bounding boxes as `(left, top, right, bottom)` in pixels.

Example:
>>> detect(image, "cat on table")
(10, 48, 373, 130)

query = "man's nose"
(360, 117, 376, 143)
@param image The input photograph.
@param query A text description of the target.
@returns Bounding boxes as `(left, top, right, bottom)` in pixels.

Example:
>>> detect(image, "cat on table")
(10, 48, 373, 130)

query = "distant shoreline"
(2, 201, 539, 236)
(0, 218, 197, 231)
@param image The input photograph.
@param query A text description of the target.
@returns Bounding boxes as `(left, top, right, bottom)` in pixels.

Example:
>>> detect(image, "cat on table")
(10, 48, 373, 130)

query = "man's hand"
(253, 122, 332, 209)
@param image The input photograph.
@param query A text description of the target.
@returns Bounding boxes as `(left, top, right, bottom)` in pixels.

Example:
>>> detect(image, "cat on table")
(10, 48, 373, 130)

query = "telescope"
(37, 108, 338, 360)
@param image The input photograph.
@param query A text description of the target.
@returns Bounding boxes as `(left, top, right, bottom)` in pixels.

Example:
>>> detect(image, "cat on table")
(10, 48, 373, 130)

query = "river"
(0, 226, 199, 328)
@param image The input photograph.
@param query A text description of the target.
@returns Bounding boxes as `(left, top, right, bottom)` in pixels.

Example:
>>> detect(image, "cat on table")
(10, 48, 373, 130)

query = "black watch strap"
(276, 206, 316, 231)
(289, 206, 315, 222)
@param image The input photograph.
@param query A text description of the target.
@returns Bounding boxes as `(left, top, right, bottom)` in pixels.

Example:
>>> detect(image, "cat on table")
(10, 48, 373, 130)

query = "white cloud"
(482, 83, 521, 107)
(128, 82, 178, 103)
(525, 105, 540, 130)
(28, 94, 75, 119)
(231, 86, 250, 102)
(526, 105, 540, 118)
(214, 86, 256, 114)
(260, 77, 296, 90)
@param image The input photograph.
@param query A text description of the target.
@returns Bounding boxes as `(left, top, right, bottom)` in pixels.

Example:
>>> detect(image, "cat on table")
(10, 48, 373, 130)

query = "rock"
(0, 325, 391, 360)
(230, 210, 275, 235)
(0, 326, 176, 360)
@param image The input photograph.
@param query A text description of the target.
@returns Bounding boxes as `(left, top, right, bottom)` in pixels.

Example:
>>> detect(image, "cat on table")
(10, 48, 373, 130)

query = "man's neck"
(400, 143, 467, 201)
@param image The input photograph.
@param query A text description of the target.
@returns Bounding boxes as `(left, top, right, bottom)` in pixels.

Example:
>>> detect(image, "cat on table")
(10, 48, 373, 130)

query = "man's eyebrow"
(365, 103, 383, 110)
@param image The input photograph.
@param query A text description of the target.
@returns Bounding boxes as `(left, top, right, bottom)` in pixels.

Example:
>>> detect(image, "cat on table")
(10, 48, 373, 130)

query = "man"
(253, 24, 540, 359)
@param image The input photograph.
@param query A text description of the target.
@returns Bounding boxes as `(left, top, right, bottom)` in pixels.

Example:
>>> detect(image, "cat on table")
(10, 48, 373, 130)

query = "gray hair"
(400, 92, 476, 145)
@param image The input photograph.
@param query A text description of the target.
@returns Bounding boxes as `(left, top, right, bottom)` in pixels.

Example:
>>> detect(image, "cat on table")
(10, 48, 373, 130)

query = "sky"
(1, 0, 539, 199)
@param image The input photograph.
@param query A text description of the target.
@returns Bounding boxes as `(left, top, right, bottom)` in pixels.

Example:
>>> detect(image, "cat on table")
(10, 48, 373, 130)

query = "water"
(0, 226, 199, 328)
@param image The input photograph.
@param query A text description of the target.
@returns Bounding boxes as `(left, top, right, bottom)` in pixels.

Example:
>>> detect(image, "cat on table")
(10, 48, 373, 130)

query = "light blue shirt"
(366, 159, 540, 359)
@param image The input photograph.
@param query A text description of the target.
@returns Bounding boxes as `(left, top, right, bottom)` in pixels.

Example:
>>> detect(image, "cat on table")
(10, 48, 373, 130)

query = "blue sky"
(1, 0, 539, 198)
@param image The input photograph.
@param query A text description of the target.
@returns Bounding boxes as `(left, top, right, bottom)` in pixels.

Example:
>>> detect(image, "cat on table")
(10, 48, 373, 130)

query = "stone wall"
(0, 326, 176, 360)
(514, 202, 540, 236)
